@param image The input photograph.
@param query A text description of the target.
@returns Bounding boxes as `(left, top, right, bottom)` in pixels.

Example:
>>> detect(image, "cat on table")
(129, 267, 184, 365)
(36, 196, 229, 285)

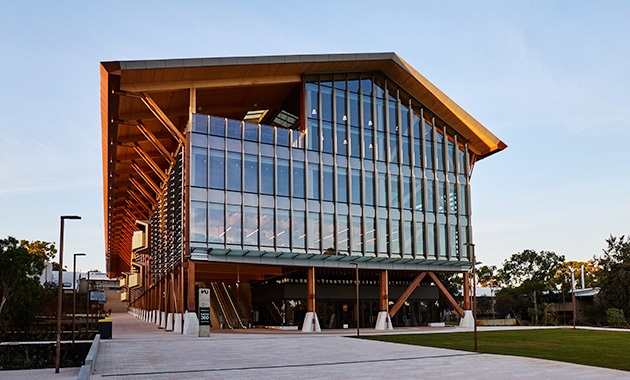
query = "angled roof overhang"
(100, 52, 506, 277)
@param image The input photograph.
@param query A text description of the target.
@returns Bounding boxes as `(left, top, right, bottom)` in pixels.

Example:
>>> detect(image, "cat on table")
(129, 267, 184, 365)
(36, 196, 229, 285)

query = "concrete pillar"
(166, 312, 174, 331)
(301, 267, 321, 332)
(183, 311, 199, 336)
(375, 270, 393, 330)
(174, 313, 183, 334)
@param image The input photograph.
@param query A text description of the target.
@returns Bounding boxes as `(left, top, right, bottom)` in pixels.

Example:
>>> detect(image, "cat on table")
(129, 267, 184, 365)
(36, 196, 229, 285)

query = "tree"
(0, 237, 56, 315)
(477, 265, 501, 318)
(596, 235, 630, 318)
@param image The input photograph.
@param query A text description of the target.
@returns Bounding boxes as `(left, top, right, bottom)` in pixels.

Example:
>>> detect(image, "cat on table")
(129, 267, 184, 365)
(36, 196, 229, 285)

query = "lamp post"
(86, 270, 98, 333)
(464, 242, 477, 352)
(350, 262, 359, 337)
(55, 215, 81, 374)
(569, 267, 577, 329)
(72, 253, 86, 345)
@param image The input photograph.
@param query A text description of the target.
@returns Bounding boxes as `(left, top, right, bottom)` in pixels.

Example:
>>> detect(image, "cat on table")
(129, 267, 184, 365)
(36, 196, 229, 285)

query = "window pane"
(209, 149, 224, 190)
(390, 173, 399, 208)
(449, 185, 457, 215)
(308, 164, 319, 199)
(226, 205, 242, 244)
(415, 177, 423, 212)
(365, 218, 375, 256)
(336, 90, 346, 125)
(427, 223, 435, 258)
(227, 119, 242, 140)
(244, 122, 258, 142)
(244, 154, 258, 193)
(364, 129, 373, 160)
(404, 221, 412, 257)
(378, 218, 388, 256)
(389, 133, 398, 163)
(192, 114, 208, 134)
(402, 136, 410, 166)
(208, 203, 224, 243)
(293, 161, 305, 199)
(209, 116, 224, 137)
(440, 224, 448, 258)
(322, 121, 333, 153)
(307, 83, 319, 117)
(276, 209, 290, 248)
(226, 152, 241, 191)
(364, 171, 374, 206)
(323, 213, 335, 252)
(351, 169, 361, 205)
(426, 180, 434, 212)
(337, 170, 347, 203)
(447, 139, 455, 173)
(363, 93, 373, 130)
(293, 211, 306, 249)
(403, 175, 411, 210)
(391, 220, 400, 255)
(191, 201, 207, 242)
(349, 92, 359, 126)
(277, 128, 290, 147)
(414, 139, 422, 168)
(351, 215, 362, 255)
(261, 124, 274, 144)
(460, 183, 467, 216)
(436, 132, 444, 172)
(415, 222, 424, 258)
(378, 172, 387, 207)
(375, 98, 385, 132)
(260, 208, 274, 247)
(350, 126, 360, 158)
(451, 225, 459, 257)
(438, 180, 446, 214)
(376, 131, 386, 162)
(192, 147, 207, 187)
(261, 156, 274, 195)
(323, 165, 334, 202)
(425, 124, 433, 170)
(338, 215, 349, 254)
(336, 123, 347, 156)
(277, 159, 290, 197)
(243, 206, 258, 246)
(321, 86, 333, 122)
(308, 118, 319, 151)
(308, 212, 320, 251)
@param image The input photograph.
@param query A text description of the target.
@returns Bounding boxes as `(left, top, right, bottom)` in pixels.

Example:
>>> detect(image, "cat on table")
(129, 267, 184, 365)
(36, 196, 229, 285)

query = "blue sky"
(1, 1, 628, 273)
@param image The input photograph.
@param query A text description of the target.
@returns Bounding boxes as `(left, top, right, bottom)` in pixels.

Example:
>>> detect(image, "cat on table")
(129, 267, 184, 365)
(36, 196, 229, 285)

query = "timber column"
(460, 271, 475, 327)
(375, 270, 393, 330)
(183, 259, 200, 335)
(301, 267, 321, 332)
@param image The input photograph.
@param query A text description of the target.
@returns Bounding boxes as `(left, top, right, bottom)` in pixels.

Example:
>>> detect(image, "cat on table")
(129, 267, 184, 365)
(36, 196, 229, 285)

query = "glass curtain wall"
(188, 72, 472, 262)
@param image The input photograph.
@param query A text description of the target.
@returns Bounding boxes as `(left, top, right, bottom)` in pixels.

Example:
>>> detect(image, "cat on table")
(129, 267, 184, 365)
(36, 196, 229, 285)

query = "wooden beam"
(127, 189, 152, 214)
(379, 270, 388, 311)
(140, 93, 186, 145)
(427, 272, 465, 317)
(389, 272, 427, 317)
(131, 161, 162, 195)
(186, 260, 196, 311)
(307, 267, 315, 312)
(133, 143, 168, 183)
(463, 272, 471, 310)
(129, 177, 156, 205)
(122, 74, 302, 93)
(136, 121, 175, 164)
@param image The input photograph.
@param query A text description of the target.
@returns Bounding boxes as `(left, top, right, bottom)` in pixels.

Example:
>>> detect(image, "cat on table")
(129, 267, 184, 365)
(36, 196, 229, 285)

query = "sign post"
(198, 288, 210, 337)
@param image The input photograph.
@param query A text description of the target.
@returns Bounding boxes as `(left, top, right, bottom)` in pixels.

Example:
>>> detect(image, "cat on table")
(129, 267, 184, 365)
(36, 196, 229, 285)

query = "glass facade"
(188, 73, 472, 262)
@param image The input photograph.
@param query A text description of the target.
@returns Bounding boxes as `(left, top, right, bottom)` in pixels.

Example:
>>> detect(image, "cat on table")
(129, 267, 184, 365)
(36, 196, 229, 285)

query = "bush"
(606, 308, 628, 328)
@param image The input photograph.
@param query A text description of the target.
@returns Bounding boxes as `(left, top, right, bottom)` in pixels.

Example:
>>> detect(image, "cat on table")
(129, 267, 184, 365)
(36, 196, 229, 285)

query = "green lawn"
(363, 329, 630, 372)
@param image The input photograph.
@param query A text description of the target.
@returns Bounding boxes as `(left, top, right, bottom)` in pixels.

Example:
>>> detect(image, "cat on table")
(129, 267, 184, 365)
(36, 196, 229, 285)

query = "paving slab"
(90, 313, 629, 379)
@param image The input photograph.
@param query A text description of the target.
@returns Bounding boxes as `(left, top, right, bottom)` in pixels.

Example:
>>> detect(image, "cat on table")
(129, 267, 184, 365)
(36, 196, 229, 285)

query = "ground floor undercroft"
(126, 260, 471, 332)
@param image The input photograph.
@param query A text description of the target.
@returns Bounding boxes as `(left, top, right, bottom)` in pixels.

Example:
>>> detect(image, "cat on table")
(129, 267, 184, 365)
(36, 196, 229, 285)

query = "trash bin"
(98, 318, 113, 339)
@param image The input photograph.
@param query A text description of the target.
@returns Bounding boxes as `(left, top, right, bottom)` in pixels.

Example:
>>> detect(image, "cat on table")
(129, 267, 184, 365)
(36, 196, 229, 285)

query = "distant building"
(101, 53, 505, 330)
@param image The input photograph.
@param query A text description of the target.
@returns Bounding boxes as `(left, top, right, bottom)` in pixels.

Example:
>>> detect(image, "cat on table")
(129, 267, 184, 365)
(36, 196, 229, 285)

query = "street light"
(55, 215, 81, 374)
(569, 267, 577, 329)
(350, 262, 360, 337)
(464, 242, 477, 352)
(86, 270, 98, 333)
(72, 253, 86, 345)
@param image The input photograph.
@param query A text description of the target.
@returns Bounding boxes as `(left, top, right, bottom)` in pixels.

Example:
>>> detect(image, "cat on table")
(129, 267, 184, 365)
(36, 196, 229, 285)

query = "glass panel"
(292, 130, 305, 149)
(350, 126, 360, 158)
(414, 138, 422, 168)
(349, 92, 359, 126)
(436, 132, 444, 172)
(364, 171, 374, 206)
(192, 114, 207, 133)
(364, 129, 373, 160)
(306, 83, 319, 117)
(458, 149, 466, 175)
(447, 139, 455, 173)
(388, 100, 397, 134)
(378, 172, 387, 207)
(404, 221, 412, 257)
(449, 185, 457, 215)
(401, 105, 409, 136)
(425, 124, 433, 170)
(308, 212, 321, 251)
(261, 156, 274, 195)
(293, 211, 306, 249)
(277, 159, 290, 197)
(460, 183, 467, 216)
(403, 175, 411, 210)
(390, 173, 399, 208)
(351, 169, 361, 205)
(438, 180, 446, 214)
(451, 225, 459, 257)
(226, 205, 242, 244)
(389, 132, 398, 164)
(293, 161, 305, 199)
(351, 215, 362, 255)
(244, 154, 258, 193)
(415, 222, 424, 258)
(337, 170, 347, 203)
(227, 119, 242, 140)
(375, 98, 385, 132)
(391, 220, 400, 255)
(427, 223, 435, 258)
(208, 203, 224, 243)
(260, 207, 274, 247)
(209, 116, 224, 137)
(440, 224, 448, 258)
(426, 180, 434, 212)
(336, 123, 347, 156)
(261, 124, 274, 144)
(308, 118, 319, 151)
(244, 122, 258, 142)
(308, 164, 319, 199)
(364, 218, 375, 256)
(191, 201, 207, 242)
(338, 216, 349, 254)
(322, 213, 335, 252)
(415, 177, 423, 212)
(277, 128, 290, 147)
(322, 121, 333, 153)
(402, 136, 410, 166)
(323, 165, 334, 202)
(209, 149, 224, 190)
(363, 93, 373, 130)
(243, 206, 258, 246)
(192, 147, 207, 187)
(276, 209, 290, 248)
(321, 86, 333, 122)
(226, 151, 241, 192)
(336, 90, 347, 124)
(378, 218, 388, 256)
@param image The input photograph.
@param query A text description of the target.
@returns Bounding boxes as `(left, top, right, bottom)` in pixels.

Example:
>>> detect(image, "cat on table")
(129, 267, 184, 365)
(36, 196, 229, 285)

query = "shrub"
(606, 308, 628, 328)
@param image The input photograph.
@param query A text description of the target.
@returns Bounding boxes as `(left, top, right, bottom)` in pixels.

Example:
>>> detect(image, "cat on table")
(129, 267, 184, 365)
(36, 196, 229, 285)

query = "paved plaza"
(3, 312, 628, 379)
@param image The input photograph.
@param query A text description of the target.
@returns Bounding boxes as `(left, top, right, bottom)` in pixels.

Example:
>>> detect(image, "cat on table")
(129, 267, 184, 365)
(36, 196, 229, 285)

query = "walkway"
(88, 313, 629, 379)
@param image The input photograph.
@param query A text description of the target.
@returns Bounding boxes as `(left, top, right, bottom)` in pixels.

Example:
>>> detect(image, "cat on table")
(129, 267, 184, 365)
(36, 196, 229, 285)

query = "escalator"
(210, 282, 247, 329)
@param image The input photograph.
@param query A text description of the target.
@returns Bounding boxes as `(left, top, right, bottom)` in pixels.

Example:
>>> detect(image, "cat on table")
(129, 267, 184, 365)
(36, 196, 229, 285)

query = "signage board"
(198, 288, 211, 336)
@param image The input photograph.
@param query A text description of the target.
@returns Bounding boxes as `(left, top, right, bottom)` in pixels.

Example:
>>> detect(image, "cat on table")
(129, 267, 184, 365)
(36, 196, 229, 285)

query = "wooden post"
(187, 259, 196, 311)
(307, 267, 316, 312)
(379, 270, 389, 312)
(389, 272, 427, 317)
(463, 271, 471, 310)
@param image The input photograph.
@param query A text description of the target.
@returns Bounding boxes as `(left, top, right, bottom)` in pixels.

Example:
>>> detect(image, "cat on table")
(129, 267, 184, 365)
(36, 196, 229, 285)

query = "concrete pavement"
(86, 312, 629, 379)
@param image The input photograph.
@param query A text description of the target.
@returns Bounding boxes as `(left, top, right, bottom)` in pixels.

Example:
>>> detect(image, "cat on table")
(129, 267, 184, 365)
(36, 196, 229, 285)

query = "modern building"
(100, 53, 505, 332)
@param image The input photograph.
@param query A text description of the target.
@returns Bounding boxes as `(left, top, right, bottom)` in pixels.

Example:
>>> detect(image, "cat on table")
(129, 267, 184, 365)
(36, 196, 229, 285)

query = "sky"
(1, 1, 629, 274)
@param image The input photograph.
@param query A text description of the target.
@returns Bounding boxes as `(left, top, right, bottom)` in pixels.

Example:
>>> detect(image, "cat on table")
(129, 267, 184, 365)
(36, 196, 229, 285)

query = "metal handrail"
(210, 283, 233, 329)
(221, 282, 247, 329)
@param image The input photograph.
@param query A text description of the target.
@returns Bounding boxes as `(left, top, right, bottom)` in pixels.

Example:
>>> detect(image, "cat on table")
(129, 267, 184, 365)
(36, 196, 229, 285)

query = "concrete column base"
(375, 311, 393, 330)
(174, 313, 183, 333)
(154, 310, 159, 325)
(166, 313, 174, 331)
(159, 311, 166, 329)
(459, 310, 475, 328)
(183, 311, 200, 336)
(301, 311, 321, 332)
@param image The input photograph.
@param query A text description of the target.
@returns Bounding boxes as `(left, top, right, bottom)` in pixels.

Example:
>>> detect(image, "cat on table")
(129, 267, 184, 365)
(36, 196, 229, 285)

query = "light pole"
(55, 215, 81, 374)
(72, 253, 86, 345)
(350, 262, 359, 337)
(569, 267, 577, 329)
(464, 242, 477, 352)
(86, 270, 98, 333)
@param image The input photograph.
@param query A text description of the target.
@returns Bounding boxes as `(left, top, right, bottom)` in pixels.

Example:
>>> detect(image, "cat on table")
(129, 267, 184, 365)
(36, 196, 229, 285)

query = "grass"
(363, 328, 630, 372)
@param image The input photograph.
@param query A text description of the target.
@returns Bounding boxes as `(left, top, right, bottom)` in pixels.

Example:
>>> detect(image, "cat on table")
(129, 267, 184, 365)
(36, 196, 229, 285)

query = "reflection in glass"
(260, 207, 274, 247)
(308, 164, 319, 199)
(364, 129, 373, 160)
(226, 151, 241, 192)
(378, 218, 388, 256)
(378, 172, 387, 207)
(364, 218, 375, 255)
(209, 149, 224, 190)
(227, 119, 242, 140)
(261, 156, 274, 195)
(208, 203, 224, 243)
(415, 177, 423, 212)
(338, 216, 349, 254)
(308, 212, 320, 251)
(390, 173, 399, 208)
(415, 222, 424, 258)
(244, 154, 258, 193)
(191, 201, 207, 242)
(226, 205, 242, 244)
(377, 131, 386, 162)
(337, 170, 347, 203)
(293, 211, 306, 249)
(323, 165, 334, 201)
(276, 209, 290, 248)
(277, 159, 290, 197)
(364, 171, 374, 206)
(192, 147, 207, 187)
(322, 213, 335, 252)
(336, 123, 347, 155)
(308, 118, 319, 151)
(351, 169, 361, 205)
(322, 121, 333, 153)
(351, 215, 362, 255)
(391, 220, 400, 255)
(293, 161, 305, 199)
(403, 175, 411, 209)
(210, 116, 224, 136)
(350, 126, 360, 158)
(243, 206, 258, 246)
